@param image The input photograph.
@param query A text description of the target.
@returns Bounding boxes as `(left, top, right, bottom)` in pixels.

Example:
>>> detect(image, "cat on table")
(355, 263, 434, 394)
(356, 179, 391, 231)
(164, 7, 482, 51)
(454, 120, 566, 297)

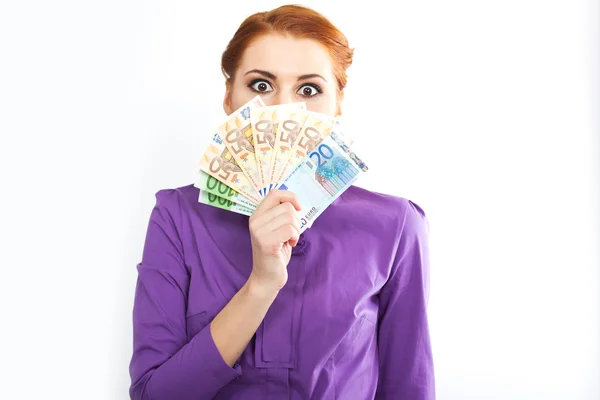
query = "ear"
(223, 81, 233, 115)
(336, 92, 344, 117)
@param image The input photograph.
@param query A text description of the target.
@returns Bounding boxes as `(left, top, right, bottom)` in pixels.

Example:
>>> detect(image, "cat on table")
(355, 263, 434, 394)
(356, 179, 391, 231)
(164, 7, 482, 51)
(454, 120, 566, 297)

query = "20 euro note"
(198, 190, 255, 216)
(279, 130, 369, 232)
(198, 132, 261, 204)
(272, 111, 337, 189)
(194, 170, 258, 210)
(251, 102, 306, 197)
(217, 96, 266, 196)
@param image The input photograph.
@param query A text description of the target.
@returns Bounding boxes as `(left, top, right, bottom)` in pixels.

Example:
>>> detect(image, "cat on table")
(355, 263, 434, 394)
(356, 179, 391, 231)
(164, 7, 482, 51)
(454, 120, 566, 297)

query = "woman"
(129, 4, 435, 399)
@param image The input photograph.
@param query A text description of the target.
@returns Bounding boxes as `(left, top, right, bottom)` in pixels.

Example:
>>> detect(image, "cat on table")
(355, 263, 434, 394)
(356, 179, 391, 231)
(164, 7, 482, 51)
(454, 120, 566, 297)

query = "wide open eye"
(297, 84, 322, 97)
(249, 80, 273, 93)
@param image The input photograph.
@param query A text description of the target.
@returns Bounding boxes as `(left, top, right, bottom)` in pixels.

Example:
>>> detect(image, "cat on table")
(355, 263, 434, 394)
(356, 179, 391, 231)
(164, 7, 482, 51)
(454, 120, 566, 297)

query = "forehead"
(238, 34, 334, 78)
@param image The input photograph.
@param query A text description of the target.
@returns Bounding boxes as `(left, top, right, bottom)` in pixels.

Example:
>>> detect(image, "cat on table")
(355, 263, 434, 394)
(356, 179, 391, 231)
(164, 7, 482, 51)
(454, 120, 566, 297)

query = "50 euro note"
(198, 132, 261, 204)
(217, 96, 266, 196)
(198, 190, 255, 216)
(279, 130, 369, 233)
(272, 111, 337, 189)
(194, 170, 258, 210)
(251, 102, 306, 197)
(269, 107, 309, 191)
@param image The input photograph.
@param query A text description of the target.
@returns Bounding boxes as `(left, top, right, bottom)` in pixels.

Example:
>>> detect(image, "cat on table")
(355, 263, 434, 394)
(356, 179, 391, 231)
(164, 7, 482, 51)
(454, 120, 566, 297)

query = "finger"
(257, 211, 301, 237)
(254, 189, 302, 216)
(287, 234, 299, 247)
(272, 224, 300, 247)
(252, 202, 298, 228)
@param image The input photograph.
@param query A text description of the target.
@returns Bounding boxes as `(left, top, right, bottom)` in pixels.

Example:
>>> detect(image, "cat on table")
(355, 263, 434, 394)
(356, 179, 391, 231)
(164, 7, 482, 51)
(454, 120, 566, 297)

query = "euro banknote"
(250, 102, 306, 197)
(269, 107, 309, 190)
(216, 96, 266, 196)
(194, 170, 259, 210)
(198, 190, 255, 216)
(196, 99, 368, 229)
(272, 111, 337, 189)
(280, 130, 368, 231)
(198, 132, 261, 204)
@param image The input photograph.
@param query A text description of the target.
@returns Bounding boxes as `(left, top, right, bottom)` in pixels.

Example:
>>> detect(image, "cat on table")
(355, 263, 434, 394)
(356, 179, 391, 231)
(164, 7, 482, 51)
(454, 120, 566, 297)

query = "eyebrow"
(243, 69, 327, 82)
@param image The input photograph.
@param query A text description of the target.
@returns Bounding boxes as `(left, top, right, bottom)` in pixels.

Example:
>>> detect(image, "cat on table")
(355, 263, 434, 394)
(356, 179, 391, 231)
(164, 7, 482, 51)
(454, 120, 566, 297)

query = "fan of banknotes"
(194, 95, 368, 233)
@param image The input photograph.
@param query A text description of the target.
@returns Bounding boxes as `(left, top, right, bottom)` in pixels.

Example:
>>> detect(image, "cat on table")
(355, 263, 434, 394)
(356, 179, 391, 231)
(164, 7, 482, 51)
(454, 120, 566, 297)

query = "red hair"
(221, 5, 354, 98)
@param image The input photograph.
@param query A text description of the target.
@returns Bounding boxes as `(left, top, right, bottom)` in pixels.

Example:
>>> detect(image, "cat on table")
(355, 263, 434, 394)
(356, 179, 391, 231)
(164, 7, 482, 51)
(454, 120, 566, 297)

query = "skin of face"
(223, 33, 341, 117)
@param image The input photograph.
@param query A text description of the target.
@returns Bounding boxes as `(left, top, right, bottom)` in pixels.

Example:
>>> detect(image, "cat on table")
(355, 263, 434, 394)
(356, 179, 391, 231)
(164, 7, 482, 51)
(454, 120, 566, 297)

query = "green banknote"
(195, 171, 258, 210)
(198, 190, 255, 216)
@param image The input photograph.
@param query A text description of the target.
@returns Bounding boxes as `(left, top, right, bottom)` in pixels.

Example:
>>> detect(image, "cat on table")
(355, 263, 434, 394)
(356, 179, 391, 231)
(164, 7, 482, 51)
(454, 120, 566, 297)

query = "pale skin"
(209, 33, 343, 367)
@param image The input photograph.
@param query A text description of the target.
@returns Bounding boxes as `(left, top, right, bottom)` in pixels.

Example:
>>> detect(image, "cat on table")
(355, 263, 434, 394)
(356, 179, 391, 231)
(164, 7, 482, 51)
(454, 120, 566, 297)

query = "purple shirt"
(129, 183, 435, 399)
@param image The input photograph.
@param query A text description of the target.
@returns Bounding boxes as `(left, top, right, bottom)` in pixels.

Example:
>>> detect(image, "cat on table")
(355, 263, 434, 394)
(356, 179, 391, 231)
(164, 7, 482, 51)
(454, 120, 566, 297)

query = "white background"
(1, 0, 598, 399)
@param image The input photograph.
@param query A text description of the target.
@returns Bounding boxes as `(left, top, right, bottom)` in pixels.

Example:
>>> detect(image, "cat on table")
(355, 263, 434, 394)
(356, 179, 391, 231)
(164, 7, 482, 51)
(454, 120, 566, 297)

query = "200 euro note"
(217, 96, 266, 196)
(198, 190, 255, 216)
(198, 132, 261, 204)
(279, 130, 369, 232)
(272, 111, 337, 189)
(270, 107, 309, 190)
(194, 170, 258, 210)
(251, 102, 306, 197)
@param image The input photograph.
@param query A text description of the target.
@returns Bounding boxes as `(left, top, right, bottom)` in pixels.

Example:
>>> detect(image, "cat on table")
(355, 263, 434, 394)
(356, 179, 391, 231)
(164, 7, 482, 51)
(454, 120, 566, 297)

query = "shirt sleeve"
(375, 199, 436, 400)
(129, 190, 241, 400)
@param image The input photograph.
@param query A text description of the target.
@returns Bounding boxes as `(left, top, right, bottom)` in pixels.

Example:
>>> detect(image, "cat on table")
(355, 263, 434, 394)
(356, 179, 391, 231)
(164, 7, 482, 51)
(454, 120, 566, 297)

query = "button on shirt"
(128, 183, 435, 399)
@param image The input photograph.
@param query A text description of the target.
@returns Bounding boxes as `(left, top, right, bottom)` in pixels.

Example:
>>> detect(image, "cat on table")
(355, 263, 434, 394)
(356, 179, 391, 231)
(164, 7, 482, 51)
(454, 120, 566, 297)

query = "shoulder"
(147, 182, 237, 230)
(147, 182, 248, 232)
(151, 183, 199, 209)
(147, 183, 199, 221)
(335, 185, 429, 239)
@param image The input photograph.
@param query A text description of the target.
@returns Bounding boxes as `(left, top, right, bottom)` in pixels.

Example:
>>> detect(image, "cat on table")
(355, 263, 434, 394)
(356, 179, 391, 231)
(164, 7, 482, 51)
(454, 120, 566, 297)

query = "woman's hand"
(248, 190, 302, 292)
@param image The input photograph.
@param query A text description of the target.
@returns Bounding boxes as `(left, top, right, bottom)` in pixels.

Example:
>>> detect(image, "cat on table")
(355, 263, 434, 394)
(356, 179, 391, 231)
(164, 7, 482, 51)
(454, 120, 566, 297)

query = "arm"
(129, 190, 280, 400)
(375, 200, 435, 400)
(211, 276, 279, 365)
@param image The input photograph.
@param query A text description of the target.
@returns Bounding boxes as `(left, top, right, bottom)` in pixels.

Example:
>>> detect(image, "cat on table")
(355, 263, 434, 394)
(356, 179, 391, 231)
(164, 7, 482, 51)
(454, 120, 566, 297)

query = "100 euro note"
(194, 170, 258, 210)
(198, 190, 255, 216)
(217, 96, 265, 196)
(198, 132, 261, 204)
(270, 107, 309, 191)
(279, 130, 369, 232)
(272, 111, 337, 189)
(251, 102, 306, 197)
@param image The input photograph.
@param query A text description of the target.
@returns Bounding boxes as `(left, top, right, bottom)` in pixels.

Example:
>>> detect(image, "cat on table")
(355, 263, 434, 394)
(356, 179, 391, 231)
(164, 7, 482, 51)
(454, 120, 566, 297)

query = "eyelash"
(302, 83, 323, 95)
(247, 79, 323, 96)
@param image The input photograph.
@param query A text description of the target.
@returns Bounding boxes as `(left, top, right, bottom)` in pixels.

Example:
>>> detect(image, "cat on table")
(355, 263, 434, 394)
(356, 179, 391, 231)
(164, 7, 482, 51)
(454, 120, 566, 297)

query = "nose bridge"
(275, 85, 294, 105)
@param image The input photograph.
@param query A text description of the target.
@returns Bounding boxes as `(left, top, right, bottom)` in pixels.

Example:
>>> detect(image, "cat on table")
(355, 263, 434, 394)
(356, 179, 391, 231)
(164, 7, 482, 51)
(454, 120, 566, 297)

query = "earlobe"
(336, 93, 344, 117)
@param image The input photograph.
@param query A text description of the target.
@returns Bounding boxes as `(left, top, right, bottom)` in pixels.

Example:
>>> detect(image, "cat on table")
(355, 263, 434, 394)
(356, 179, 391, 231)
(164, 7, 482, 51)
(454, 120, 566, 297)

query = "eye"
(297, 84, 322, 97)
(249, 80, 273, 93)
